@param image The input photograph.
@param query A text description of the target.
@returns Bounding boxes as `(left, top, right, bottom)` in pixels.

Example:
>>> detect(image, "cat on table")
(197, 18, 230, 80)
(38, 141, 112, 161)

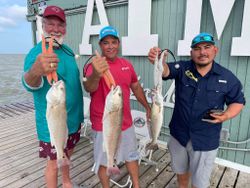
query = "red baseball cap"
(43, 5, 66, 22)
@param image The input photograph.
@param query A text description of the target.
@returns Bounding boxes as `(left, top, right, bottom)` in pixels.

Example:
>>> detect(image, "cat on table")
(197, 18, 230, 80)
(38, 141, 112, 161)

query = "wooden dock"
(0, 101, 249, 188)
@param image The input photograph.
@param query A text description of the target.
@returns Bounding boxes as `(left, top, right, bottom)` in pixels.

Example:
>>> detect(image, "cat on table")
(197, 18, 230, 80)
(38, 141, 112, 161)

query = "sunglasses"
(191, 35, 214, 47)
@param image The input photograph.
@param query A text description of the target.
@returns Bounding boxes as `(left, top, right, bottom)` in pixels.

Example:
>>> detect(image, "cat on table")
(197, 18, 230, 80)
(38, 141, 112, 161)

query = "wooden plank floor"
(0, 102, 250, 188)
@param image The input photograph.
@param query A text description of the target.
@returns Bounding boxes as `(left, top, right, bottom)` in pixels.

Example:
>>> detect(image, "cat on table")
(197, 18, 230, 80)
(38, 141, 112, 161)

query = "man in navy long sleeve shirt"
(148, 33, 245, 188)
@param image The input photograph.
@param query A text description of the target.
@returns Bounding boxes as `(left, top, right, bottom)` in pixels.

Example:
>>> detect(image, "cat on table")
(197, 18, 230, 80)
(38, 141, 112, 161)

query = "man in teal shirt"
(22, 5, 83, 188)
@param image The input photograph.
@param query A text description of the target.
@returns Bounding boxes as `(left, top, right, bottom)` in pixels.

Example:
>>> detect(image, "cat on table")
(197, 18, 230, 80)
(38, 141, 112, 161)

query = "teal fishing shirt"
(22, 42, 84, 142)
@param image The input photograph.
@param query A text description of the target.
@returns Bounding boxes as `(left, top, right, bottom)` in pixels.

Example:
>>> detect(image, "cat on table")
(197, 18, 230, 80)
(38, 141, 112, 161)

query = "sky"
(0, 0, 32, 54)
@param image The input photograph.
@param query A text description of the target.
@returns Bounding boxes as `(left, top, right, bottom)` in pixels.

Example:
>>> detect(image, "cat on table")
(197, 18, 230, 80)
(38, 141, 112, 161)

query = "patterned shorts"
(39, 126, 81, 160)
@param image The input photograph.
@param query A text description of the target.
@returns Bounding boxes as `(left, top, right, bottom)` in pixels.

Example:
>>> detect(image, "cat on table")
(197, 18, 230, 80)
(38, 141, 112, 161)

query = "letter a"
(79, 0, 109, 55)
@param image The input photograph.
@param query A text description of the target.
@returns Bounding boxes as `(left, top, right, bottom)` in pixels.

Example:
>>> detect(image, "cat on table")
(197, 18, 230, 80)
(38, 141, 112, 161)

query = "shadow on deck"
(0, 101, 249, 188)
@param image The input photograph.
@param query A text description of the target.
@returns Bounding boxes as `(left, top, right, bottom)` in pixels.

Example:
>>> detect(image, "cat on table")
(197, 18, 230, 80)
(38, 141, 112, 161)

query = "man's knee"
(125, 160, 139, 173)
(46, 160, 58, 171)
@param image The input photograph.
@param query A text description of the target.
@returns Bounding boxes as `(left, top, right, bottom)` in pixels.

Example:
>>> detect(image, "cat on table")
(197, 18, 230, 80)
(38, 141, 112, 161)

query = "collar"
(190, 60, 222, 76)
(210, 61, 222, 75)
(107, 56, 119, 63)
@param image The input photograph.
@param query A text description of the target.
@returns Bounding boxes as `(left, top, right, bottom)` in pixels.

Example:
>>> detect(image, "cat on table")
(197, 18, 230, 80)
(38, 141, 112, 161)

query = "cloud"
(0, 16, 16, 26)
(0, 4, 27, 20)
(0, 4, 27, 31)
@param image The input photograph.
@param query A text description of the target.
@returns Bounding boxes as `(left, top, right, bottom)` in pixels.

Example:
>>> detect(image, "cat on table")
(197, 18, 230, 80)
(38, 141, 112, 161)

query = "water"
(0, 54, 32, 105)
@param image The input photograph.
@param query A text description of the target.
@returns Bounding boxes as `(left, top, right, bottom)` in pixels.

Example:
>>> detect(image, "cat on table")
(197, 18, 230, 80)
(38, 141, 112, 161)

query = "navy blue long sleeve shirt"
(163, 60, 245, 151)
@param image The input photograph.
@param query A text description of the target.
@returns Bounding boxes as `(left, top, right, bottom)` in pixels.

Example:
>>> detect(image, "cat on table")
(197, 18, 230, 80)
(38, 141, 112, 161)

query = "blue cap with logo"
(191, 32, 215, 48)
(99, 26, 119, 41)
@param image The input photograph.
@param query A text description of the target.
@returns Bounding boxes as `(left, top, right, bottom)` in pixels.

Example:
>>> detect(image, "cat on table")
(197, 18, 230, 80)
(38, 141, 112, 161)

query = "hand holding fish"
(146, 50, 165, 151)
(93, 50, 116, 89)
(148, 47, 168, 64)
(82, 50, 115, 92)
(31, 36, 59, 82)
(148, 47, 170, 78)
(35, 53, 59, 76)
(91, 50, 109, 78)
(41, 35, 59, 84)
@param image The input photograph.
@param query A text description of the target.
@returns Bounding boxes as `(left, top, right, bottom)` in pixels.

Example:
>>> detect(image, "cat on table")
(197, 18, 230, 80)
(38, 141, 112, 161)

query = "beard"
(43, 31, 65, 47)
(194, 55, 213, 68)
(195, 61, 211, 68)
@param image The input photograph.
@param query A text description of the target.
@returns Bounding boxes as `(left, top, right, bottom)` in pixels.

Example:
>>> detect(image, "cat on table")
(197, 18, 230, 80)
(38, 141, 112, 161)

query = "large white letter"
(210, 0, 235, 39)
(79, 0, 109, 55)
(231, 0, 250, 56)
(122, 0, 158, 56)
(178, 0, 202, 56)
(178, 0, 236, 56)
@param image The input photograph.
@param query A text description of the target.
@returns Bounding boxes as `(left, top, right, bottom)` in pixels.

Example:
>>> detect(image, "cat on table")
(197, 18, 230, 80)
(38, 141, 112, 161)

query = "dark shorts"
(39, 126, 81, 160)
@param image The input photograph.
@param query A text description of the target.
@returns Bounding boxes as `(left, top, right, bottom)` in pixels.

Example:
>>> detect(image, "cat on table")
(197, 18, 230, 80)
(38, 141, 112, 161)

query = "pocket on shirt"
(206, 84, 227, 108)
(180, 78, 196, 98)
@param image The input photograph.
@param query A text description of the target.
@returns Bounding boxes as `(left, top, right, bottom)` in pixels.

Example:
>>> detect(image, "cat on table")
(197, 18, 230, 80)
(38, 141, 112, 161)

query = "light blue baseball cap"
(191, 32, 215, 48)
(99, 26, 119, 41)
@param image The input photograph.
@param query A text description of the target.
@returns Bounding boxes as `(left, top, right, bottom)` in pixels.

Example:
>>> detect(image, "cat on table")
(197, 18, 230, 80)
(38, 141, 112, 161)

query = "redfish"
(147, 51, 165, 150)
(46, 80, 70, 167)
(102, 85, 123, 176)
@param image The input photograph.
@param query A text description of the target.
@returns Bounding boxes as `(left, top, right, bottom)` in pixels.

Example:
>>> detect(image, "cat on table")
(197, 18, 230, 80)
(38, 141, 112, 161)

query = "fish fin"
(57, 153, 70, 168)
(106, 165, 120, 176)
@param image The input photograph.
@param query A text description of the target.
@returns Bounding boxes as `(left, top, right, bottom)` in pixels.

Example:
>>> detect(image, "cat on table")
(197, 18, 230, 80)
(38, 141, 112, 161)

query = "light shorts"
(92, 126, 139, 174)
(168, 135, 218, 188)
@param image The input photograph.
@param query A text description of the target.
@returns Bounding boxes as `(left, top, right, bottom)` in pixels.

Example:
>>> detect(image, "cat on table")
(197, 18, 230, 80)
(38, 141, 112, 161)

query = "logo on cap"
(43, 6, 66, 22)
(102, 28, 115, 35)
(52, 7, 60, 13)
(99, 26, 119, 41)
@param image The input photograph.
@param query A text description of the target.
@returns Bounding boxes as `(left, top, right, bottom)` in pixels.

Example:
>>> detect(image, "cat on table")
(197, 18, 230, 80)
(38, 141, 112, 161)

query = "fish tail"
(106, 165, 120, 176)
(146, 142, 159, 151)
(57, 154, 71, 168)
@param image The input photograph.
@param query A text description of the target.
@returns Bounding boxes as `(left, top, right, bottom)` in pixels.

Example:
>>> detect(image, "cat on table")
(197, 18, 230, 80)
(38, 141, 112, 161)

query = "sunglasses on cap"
(191, 34, 215, 48)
